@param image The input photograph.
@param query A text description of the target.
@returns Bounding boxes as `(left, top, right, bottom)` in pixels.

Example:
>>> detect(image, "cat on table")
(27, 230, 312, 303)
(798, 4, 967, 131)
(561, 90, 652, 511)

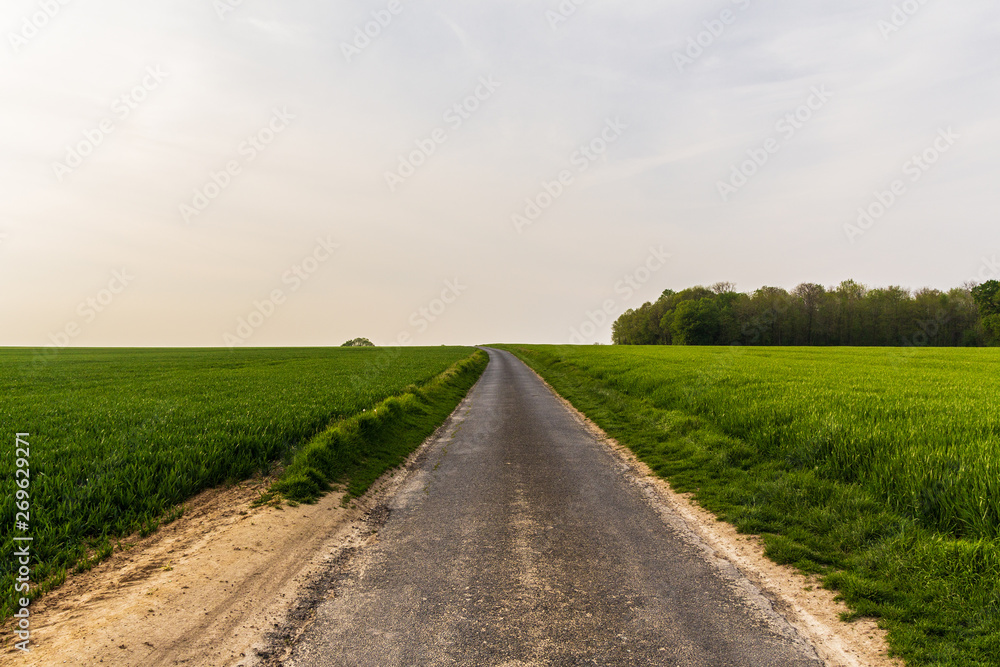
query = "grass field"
(0, 346, 485, 621)
(497, 345, 1000, 666)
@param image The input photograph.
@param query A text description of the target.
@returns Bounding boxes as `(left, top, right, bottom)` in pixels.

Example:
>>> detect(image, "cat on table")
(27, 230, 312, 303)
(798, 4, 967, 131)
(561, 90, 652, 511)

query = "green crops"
(0, 346, 478, 621)
(520, 346, 1000, 538)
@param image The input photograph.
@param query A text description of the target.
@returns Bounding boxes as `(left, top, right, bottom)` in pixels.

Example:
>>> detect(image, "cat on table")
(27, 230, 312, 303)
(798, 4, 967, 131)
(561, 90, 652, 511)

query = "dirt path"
(2, 477, 381, 667)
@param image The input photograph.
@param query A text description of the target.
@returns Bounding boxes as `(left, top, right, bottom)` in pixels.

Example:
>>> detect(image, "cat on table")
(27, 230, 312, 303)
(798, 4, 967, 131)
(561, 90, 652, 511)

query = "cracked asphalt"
(285, 348, 824, 666)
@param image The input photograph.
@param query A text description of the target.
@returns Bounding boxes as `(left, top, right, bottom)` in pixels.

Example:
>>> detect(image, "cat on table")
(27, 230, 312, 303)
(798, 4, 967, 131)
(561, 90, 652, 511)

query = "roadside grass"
(270, 349, 488, 503)
(496, 344, 1000, 667)
(0, 346, 482, 622)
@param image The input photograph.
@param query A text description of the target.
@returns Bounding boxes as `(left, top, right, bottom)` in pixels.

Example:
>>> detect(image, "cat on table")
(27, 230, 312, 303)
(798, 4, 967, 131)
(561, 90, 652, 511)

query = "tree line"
(611, 280, 1000, 347)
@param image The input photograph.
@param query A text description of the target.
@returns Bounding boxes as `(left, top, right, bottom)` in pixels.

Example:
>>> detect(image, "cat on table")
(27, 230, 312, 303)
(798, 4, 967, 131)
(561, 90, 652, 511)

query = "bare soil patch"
(1, 477, 370, 667)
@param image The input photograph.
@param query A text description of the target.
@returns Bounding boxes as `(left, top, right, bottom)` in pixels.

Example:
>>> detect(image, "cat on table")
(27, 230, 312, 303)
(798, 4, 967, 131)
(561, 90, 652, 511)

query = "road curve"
(286, 348, 823, 666)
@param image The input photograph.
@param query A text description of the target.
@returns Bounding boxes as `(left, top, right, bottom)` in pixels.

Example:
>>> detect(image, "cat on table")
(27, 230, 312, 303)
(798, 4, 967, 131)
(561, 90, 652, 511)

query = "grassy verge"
(269, 349, 488, 504)
(496, 344, 1000, 667)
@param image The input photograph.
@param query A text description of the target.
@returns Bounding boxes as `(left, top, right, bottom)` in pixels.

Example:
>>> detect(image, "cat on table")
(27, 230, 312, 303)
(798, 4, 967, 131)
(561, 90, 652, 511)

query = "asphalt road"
(286, 348, 823, 666)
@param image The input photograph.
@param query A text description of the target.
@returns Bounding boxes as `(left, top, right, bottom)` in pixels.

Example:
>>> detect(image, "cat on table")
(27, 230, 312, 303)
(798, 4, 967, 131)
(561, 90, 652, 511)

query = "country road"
(285, 348, 824, 666)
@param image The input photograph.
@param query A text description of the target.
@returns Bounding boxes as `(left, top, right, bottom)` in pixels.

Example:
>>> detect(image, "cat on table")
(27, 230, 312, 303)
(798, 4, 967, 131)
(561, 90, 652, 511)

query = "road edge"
(252, 363, 487, 666)
(505, 349, 903, 667)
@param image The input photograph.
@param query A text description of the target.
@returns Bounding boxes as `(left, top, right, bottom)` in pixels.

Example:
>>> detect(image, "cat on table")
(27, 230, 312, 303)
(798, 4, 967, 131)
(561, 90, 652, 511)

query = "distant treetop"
(342, 337, 375, 347)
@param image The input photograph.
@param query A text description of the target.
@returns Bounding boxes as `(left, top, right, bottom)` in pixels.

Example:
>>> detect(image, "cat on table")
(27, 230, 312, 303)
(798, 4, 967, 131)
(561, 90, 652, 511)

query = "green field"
(0, 346, 485, 620)
(498, 345, 1000, 666)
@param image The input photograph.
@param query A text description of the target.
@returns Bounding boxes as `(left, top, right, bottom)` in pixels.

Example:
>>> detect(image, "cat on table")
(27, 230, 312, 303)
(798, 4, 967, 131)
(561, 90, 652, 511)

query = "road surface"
(286, 348, 823, 666)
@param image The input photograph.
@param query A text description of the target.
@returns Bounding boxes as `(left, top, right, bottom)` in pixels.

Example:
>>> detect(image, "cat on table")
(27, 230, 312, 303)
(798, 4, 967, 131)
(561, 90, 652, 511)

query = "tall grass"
(551, 346, 1000, 539)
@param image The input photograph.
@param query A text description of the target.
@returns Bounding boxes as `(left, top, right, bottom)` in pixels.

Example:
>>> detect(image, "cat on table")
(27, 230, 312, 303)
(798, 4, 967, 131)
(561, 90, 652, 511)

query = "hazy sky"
(3, 0, 998, 347)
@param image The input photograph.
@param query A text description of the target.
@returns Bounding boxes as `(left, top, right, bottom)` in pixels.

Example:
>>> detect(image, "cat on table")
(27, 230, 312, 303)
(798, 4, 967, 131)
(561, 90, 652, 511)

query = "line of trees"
(611, 280, 1000, 347)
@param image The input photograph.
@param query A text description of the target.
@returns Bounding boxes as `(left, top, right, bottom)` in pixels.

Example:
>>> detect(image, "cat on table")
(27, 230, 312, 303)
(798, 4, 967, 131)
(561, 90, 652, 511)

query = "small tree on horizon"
(341, 337, 375, 347)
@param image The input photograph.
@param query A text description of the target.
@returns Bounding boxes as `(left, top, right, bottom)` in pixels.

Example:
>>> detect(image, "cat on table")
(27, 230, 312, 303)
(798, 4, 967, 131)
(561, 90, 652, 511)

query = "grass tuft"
(269, 351, 488, 504)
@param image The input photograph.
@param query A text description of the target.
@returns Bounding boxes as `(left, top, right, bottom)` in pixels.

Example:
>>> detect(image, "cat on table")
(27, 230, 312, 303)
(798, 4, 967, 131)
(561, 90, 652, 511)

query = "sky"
(2, 0, 999, 347)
